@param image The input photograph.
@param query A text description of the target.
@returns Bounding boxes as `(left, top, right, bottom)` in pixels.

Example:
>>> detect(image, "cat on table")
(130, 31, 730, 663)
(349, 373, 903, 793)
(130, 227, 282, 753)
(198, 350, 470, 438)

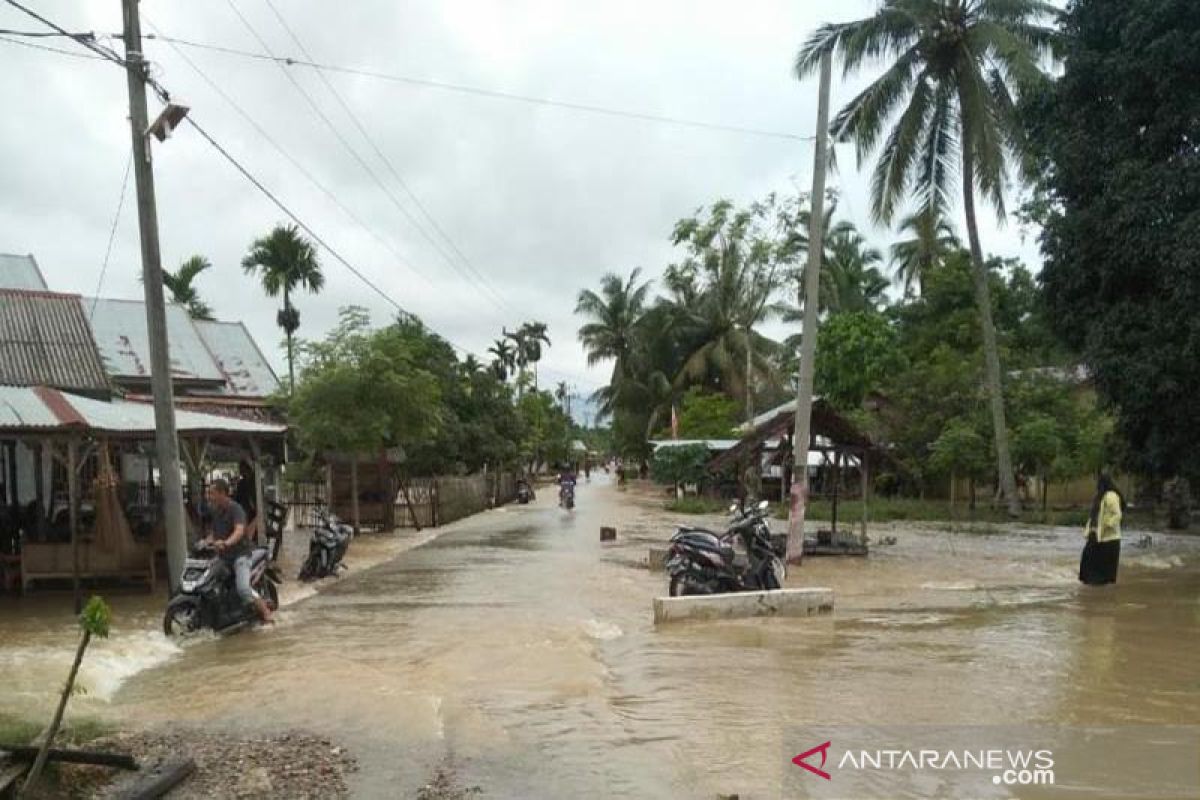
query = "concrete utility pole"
(122, 0, 188, 594)
(785, 50, 833, 564)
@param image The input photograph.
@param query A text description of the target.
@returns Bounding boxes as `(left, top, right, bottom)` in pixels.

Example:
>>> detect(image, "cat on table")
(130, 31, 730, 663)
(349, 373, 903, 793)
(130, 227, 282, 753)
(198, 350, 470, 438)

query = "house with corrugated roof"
(0, 252, 287, 596)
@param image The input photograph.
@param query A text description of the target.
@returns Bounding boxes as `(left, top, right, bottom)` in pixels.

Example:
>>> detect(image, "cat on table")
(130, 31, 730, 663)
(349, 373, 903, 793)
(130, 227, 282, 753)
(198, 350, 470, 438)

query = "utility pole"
(122, 0, 188, 594)
(785, 50, 833, 564)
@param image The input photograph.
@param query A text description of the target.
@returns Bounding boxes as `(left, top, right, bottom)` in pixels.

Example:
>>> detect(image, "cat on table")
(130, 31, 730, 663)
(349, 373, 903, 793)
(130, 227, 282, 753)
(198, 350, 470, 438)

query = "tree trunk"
(284, 287, 295, 394)
(950, 470, 957, 517)
(21, 630, 92, 796)
(349, 457, 360, 536)
(960, 138, 1020, 517)
(1042, 471, 1049, 515)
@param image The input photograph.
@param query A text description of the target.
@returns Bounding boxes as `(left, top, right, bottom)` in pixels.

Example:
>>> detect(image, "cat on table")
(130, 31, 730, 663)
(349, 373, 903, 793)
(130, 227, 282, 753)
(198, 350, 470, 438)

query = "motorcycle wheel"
(163, 596, 202, 637)
(264, 580, 280, 611)
(298, 554, 316, 582)
(669, 575, 694, 597)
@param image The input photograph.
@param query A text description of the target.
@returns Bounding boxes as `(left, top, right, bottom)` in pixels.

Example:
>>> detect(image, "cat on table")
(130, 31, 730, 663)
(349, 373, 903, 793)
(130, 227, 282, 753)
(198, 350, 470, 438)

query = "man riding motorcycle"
(200, 478, 274, 624)
(557, 465, 577, 507)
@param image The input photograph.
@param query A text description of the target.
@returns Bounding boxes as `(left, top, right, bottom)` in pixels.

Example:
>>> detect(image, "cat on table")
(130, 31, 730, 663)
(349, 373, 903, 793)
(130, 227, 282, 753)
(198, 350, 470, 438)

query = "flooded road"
(3, 477, 1199, 798)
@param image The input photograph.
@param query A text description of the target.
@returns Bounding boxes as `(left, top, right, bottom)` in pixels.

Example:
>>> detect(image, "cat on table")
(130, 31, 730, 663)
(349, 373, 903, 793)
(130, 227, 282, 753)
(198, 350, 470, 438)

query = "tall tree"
(890, 210, 960, 295)
(1031, 0, 1200, 484)
(488, 338, 515, 382)
(518, 321, 552, 390)
(161, 255, 215, 320)
(241, 224, 325, 393)
(796, 0, 1058, 515)
(821, 225, 889, 314)
(576, 268, 653, 414)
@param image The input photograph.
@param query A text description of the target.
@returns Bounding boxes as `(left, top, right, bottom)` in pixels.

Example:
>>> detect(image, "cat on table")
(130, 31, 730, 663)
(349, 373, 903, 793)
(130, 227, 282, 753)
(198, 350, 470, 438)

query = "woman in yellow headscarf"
(1078, 473, 1124, 585)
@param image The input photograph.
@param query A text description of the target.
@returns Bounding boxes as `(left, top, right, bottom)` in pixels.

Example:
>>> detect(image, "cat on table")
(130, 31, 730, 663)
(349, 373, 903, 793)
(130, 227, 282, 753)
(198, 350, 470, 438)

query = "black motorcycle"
(163, 543, 280, 636)
(665, 500, 785, 596)
(298, 506, 353, 581)
(516, 481, 535, 504)
(559, 480, 576, 510)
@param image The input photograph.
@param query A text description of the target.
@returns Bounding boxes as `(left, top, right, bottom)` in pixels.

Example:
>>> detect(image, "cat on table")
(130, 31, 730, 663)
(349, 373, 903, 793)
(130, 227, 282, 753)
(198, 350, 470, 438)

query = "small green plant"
(19, 596, 112, 797)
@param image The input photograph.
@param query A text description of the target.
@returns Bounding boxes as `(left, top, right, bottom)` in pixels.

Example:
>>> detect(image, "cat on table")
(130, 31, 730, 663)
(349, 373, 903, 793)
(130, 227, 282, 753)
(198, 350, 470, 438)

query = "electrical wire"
(1, 0, 125, 65)
(89, 152, 134, 320)
(136, 31, 814, 143)
(223, 0, 508, 321)
(261, 0, 519, 318)
(141, 14, 435, 292)
(0, 33, 105, 59)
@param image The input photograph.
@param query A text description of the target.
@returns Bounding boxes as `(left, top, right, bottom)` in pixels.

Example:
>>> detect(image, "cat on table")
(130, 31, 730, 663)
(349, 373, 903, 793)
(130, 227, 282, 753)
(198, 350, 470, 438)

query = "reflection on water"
(2, 478, 1198, 798)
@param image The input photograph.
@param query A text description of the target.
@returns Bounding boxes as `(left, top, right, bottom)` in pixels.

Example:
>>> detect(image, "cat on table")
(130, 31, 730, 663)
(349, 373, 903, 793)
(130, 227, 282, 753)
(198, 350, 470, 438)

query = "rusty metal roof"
(0, 253, 48, 290)
(193, 320, 281, 397)
(0, 385, 286, 436)
(86, 297, 225, 384)
(0, 290, 111, 393)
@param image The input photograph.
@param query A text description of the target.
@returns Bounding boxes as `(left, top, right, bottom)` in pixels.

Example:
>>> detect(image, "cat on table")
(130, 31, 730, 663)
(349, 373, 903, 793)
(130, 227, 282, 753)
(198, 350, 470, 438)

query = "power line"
(222, 0, 510, 323)
(1, 0, 124, 64)
(0, 27, 95, 37)
(136, 31, 815, 143)
(260, 0, 519, 319)
(0, 33, 105, 59)
(90, 152, 133, 320)
(141, 14, 436, 292)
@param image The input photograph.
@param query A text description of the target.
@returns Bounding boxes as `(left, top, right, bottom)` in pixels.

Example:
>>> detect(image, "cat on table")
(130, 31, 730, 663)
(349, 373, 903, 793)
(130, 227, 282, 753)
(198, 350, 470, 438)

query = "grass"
(0, 712, 117, 798)
(665, 494, 1092, 528)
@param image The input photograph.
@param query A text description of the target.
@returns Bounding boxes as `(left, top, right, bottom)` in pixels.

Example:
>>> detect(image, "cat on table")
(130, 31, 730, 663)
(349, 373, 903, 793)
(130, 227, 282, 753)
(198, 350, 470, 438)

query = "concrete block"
(653, 587, 833, 625)
(600, 526, 616, 542)
(648, 547, 669, 570)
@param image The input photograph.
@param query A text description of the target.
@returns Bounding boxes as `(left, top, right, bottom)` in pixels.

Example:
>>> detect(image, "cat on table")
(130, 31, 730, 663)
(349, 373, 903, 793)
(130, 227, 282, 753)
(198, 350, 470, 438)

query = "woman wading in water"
(1079, 474, 1124, 585)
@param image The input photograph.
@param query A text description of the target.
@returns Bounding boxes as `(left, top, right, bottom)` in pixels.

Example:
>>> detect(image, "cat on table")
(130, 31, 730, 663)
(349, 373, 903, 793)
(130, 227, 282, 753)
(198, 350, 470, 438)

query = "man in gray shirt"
(201, 478, 273, 623)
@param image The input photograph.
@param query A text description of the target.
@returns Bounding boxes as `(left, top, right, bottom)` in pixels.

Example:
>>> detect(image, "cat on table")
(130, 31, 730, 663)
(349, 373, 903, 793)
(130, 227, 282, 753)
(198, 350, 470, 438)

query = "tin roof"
(86, 297, 225, 384)
(0, 290, 111, 393)
(0, 385, 286, 436)
(0, 253, 48, 290)
(193, 320, 281, 398)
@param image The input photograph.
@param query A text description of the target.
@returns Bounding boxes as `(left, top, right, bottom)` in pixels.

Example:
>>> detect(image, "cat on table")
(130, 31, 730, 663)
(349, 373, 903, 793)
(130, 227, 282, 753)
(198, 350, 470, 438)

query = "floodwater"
(2, 476, 1198, 798)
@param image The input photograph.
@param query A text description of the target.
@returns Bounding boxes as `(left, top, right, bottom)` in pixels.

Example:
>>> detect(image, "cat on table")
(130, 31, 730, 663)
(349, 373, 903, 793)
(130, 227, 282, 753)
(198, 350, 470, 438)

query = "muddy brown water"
(2, 477, 1198, 798)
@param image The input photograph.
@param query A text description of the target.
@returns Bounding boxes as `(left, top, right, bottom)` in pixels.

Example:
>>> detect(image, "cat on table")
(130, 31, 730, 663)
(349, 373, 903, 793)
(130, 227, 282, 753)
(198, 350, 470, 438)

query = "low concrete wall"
(653, 587, 834, 625)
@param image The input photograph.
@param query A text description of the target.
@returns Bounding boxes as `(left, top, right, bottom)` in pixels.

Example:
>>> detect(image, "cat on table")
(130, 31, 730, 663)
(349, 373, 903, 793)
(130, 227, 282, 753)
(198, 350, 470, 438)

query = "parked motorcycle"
(298, 506, 353, 581)
(516, 481, 535, 504)
(665, 500, 785, 596)
(163, 543, 280, 636)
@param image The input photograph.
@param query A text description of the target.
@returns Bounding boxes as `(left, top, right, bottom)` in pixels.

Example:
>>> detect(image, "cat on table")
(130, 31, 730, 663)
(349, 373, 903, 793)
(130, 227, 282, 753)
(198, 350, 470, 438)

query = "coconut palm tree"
(822, 226, 889, 314)
(161, 255, 215, 320)
(488, 338, 515, 382)
(554, 380, 570, 415)
(794, 0, 1057, 515)
(241, 224, 325, 393)
(891, 210, 960, 295)
(575, 268, 653, 410)
(518, 321, 552, 390)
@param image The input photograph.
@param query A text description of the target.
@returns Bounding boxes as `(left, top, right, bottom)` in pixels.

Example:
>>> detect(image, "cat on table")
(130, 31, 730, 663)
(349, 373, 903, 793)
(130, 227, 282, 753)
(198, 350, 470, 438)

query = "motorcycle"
(516, 481, 535, 504)
(163, 542, 280, 636)
(665, 500, 785, 596)
(298, 505, 353, 581)
(559, 480, 576, 510)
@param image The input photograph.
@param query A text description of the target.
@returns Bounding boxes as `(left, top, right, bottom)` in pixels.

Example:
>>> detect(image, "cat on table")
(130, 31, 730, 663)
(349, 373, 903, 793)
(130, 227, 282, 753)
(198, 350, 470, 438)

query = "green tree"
(821, 225, 889, 314)
(21, 597, 112, 796)
(929, 418, 990, 513)
(671, 386, 739, 439)
(162, 255, 215, 320)
(1030, 0, 1200, 483)
(488, 338, 516, 382)
(796, 0, 1059, 515)
(890, 210, 959, 295)
(242, 224, 325, 393)
(517, 321, 551, 390)
(516, 390, 573, 471)
(650, 443, 712, 492)
(1013, 414, 1061, 513)
(814, 311, 904, 409)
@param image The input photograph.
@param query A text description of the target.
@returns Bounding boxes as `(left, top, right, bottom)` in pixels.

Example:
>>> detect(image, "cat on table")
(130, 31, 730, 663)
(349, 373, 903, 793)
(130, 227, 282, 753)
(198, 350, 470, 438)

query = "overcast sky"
(0, 0, 1042, 405)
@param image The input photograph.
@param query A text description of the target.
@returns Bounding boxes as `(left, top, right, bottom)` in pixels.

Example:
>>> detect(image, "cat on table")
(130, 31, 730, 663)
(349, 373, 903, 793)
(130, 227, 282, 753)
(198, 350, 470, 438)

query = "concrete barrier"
(648, 547, 669, 570)
(600, 526, 616, 542)
(653, 587, 833, 625)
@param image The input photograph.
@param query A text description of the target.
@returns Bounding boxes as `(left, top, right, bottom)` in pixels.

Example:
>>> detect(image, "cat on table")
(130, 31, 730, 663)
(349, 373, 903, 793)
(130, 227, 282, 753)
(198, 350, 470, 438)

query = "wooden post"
(68, 439, 80, 614)
(860, 449, 869, 541)
(249, 438, 265, 545)
(831, 450, 841, 538)
(349, 456, 360, 535)
(34, 440, 48, 538)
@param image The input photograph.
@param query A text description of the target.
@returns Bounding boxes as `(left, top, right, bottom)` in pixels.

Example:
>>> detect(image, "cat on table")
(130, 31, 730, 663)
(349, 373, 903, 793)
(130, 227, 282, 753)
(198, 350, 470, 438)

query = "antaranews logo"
(791, 741, 832, 780)
(791, 739, 1055, 789)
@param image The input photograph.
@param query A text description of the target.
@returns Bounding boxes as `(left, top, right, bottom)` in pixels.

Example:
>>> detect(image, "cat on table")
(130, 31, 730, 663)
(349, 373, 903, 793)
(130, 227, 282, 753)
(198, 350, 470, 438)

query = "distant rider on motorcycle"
(557, 465, 577, 506)
(201, 478, 274, 624)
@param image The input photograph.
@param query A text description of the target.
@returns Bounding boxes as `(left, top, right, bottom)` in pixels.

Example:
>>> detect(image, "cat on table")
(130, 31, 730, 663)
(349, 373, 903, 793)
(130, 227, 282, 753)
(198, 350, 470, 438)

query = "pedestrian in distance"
(1079, 473, 1125, 585)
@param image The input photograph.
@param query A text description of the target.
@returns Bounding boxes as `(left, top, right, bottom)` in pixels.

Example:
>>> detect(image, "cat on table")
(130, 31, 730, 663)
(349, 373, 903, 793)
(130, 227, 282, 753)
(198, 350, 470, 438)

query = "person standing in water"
(1079, 474, 1124, 585)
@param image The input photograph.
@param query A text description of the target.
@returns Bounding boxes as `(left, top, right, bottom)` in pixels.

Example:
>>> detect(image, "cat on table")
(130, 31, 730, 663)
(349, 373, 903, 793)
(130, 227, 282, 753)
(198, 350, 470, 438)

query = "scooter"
(559, 481, 576, 510)
(665, 500, 785, 596)
(516, 481, 535, 504)
(163, 542, 280, 636)
(298, 506, 353, 581)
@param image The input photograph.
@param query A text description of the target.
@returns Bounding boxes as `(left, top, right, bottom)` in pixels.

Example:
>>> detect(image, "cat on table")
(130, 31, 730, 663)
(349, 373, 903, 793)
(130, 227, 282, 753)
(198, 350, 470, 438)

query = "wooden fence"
(282, 472, 518, 531)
